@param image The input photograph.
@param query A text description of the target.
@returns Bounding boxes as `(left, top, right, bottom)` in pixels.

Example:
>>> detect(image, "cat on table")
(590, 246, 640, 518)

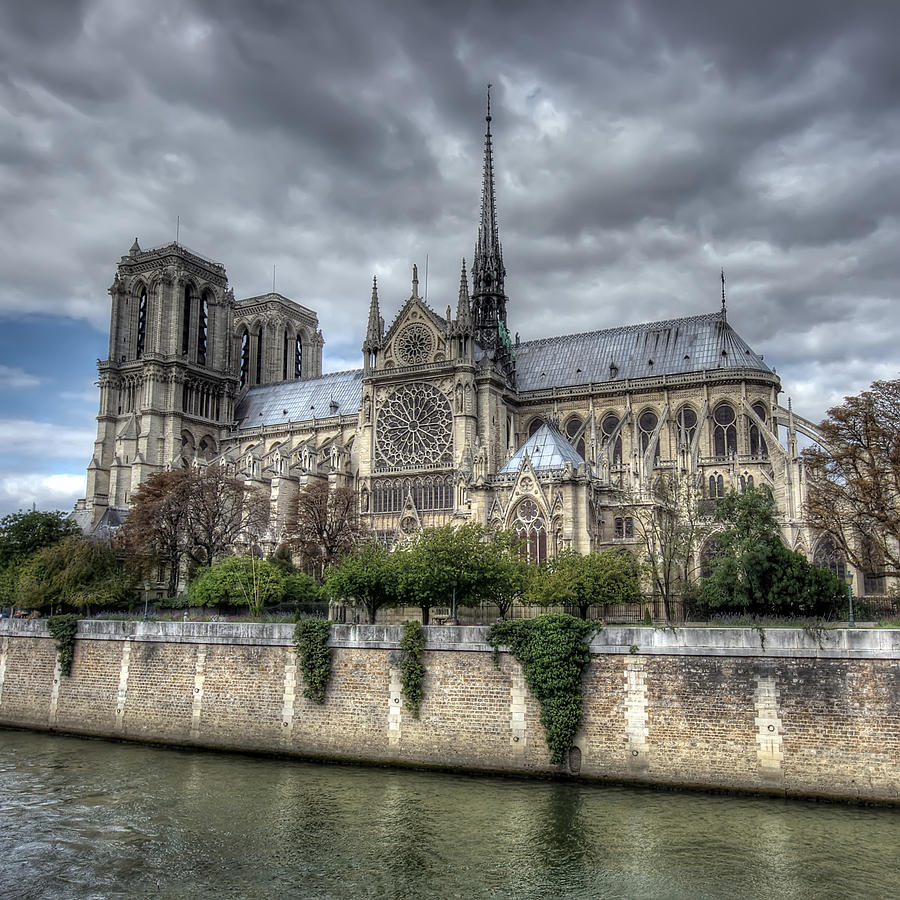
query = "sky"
(1, 0, 899, 517)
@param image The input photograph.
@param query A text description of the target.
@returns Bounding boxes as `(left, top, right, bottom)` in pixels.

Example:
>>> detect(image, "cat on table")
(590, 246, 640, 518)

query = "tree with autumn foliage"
(285, 481, 367, 577)
(804, 378, 900, 580)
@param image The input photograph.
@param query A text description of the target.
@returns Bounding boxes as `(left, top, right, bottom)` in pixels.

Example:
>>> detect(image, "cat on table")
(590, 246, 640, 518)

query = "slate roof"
(499, 422, 584, 474)
(515, 312, 771, 391)
(236, 369, 364, 429)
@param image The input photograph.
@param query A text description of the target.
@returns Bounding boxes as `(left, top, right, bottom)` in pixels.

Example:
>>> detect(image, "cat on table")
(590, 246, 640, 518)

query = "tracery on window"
(371, 474, 455, 513)
(700, 537, 723, 578)
(565, 415, 586, 458)
(676, 405, 697, 450)
(375, 382, 452, 470)
(638, 409, 659, 461)
(814, 537, 846, 581)
(708, 473, 725, 498)
(748, 402, 768, 458)
(614, 516, 634, 538)
(601, 413, 622, 465)
(713, 403, 737, 456)
(514, 498, 547, 564)
(396, 323, 435, 365)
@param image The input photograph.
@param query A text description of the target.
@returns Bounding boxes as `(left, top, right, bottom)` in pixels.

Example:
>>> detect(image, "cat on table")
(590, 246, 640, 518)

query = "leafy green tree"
(324, 539, 400, 624)
(16, 536, 138, 615)
(0, 510, 80, 567)
(528, 548, 642, 619)
(283, 571, 323, 606)
(396, 524, 493, 624)
(700, 486, 843, 617)
(188, 556, 285, 616)
(479, 529, 533, 618)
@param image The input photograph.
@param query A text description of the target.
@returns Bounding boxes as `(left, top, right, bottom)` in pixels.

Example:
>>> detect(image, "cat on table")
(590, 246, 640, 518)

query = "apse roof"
(499, 421, 584, 474)
(515, 312, 771, 391)
(236, 369, 364, 428)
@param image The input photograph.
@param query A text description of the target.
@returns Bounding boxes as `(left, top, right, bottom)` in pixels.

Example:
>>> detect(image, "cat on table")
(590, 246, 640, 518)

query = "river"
(0, 729, 896, 899)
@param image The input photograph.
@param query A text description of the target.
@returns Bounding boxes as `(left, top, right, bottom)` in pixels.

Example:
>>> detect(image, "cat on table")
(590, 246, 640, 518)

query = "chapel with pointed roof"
(76, 95, 856, 602)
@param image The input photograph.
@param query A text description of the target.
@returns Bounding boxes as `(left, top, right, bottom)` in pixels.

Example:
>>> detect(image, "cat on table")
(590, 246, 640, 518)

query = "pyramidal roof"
(499, 421, 584, 474)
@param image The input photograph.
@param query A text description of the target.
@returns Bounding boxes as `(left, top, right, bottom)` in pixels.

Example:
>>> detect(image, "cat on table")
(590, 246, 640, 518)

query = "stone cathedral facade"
(75, 106, 865, 595)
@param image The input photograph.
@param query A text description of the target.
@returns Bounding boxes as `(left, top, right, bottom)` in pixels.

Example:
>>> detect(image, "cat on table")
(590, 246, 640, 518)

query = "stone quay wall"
(0, 620, 897, 803)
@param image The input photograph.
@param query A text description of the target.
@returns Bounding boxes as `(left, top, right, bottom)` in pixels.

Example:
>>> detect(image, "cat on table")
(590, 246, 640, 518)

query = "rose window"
(396, 324, 434, 365)
(376, 382, 452, 470)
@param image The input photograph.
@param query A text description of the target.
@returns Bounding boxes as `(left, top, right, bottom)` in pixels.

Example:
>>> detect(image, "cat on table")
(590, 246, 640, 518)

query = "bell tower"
(81, 239, 238, 530)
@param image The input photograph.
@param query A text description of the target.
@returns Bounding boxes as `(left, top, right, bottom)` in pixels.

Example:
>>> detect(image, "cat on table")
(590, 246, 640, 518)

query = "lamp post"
(450, 576, 457, 625)
(844, 571, 854, 628)
(143, 581, 152, 620)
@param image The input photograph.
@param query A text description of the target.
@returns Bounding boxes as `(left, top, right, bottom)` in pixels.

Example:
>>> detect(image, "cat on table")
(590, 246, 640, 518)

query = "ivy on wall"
(47, 614, 80, 676)
(293, 618, 332, 704)
(398, 621, 426, 717)
(488, 613, 596, 766)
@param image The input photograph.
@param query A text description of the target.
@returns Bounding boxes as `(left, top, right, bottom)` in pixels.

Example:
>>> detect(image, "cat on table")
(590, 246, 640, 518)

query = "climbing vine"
(47, 614, 80, 676)
(293, 618, 332, 704)
(488, 613, 596, 766)
(398, 621, 426, 717)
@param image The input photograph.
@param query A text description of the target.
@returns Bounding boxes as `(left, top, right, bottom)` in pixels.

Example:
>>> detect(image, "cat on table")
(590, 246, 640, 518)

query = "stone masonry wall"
(0, 622, 897, 803)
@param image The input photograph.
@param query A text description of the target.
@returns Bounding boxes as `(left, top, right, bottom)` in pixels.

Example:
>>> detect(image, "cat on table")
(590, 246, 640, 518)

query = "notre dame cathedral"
(74, 102, 863, 596)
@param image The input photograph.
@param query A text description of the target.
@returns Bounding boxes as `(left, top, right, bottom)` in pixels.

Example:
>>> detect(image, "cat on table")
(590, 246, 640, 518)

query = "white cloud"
(0, 365, 41, 389)
(0, 473, 85, 517)
(0, 420, 94, 459)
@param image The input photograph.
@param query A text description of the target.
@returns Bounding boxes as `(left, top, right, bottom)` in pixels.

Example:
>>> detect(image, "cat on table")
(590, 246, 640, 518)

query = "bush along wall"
(488, 613, 596, 766)
(46, 614, 80, 676)
(398, 621, 426, 717)
(293, 618, 332, 704)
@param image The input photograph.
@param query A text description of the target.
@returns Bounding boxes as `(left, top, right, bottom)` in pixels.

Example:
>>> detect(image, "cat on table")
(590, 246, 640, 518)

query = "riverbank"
(1, 619, 897, 803)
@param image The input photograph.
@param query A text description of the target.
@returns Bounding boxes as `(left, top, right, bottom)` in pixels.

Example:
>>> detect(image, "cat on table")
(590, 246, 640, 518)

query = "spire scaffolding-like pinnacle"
(472, 83, 505, 299)
(365, 275, 382, 347)
(457, 258, 471, 325)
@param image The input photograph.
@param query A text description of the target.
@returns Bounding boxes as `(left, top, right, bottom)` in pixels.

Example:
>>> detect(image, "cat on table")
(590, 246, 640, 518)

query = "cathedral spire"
(472, 84, 505, 300)
(457, 258, 471, 325)
(364, 276, 382, 348)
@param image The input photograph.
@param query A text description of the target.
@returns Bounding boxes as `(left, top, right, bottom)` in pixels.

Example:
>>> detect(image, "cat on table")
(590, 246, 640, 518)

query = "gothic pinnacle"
(365, 275, 382, 345)
(457, 258, 471, 324)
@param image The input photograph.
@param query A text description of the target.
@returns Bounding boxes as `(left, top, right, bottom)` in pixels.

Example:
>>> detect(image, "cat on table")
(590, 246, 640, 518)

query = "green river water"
(0, 729, 897, 899)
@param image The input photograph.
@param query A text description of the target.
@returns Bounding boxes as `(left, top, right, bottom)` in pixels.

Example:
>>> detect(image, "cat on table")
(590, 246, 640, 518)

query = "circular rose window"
(397, 324, 434, 365)
(376, 382, 452, 470)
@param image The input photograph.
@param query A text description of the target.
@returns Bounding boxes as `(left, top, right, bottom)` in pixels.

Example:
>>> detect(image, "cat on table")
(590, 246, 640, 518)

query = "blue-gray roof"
(499, 422, 584, 473)
(515, 312, 771, 391)
(236, 369, 364, 428)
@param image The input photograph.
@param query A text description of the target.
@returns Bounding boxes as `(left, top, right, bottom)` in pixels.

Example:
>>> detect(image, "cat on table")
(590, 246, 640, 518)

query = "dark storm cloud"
(1, 0, 899, 476)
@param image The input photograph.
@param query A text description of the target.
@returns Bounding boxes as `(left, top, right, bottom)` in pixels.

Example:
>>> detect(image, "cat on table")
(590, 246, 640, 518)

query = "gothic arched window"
(601, 413, 622, 465)
(564, 415, 585, 458)
(814, 537, 846, 581)
(295, 337, 302, 378)
(748, 402, 768, 458)
(136, 287, 148, 358)
(709, 473, 725, 498)
(514, 498, 547, 564)
(676, 405, 697, 450)
(239, 329, 250, 388)
(182, 286, 193, 356)
(713, 403, 737, 457)
(197, 294, 209, 366)
(528, 417, 543, 438)
(283, 329, 290, 381)
(638, 409, 659, 461)
(700, 537, 723, 578)
(255, 329, 263, 385)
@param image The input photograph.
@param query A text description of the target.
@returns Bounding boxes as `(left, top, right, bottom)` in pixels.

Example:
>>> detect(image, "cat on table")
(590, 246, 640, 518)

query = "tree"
(620, 473, 709, 622)
(16, 536, 138, 615)
(0, 510, 80, 567)
(804, 378, 900, 579)
(528, 548, 643, 620)
(186, 466, 270, 568)
(701, 486, 843, 617)
(478, 529, 532, 618)
(188, 556, 285, 616)
(396, 524, 493, 624)
(286, 482, 366, 577)
(121, 469, 195, 596)
(324, 539, 400, 624)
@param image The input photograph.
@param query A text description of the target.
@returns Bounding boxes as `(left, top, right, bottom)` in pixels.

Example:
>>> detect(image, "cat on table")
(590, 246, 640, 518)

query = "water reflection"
(0, 729, 897, 899)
